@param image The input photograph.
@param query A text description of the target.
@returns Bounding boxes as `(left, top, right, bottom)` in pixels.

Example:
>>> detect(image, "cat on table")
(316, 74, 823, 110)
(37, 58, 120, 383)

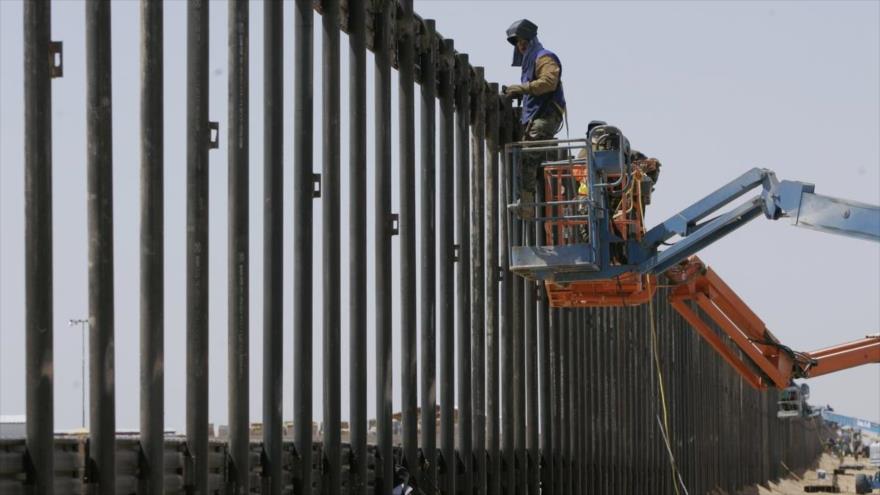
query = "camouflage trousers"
(520, 108, 563, 193)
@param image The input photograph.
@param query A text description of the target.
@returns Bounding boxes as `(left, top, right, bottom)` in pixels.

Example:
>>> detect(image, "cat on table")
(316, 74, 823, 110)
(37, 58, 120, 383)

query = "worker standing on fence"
(503, 18, 566, 220)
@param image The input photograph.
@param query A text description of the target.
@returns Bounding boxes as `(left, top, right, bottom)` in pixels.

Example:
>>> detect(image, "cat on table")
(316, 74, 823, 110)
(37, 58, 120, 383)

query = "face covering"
(513, 37, 543, 69)
(512, 45, 524, 66)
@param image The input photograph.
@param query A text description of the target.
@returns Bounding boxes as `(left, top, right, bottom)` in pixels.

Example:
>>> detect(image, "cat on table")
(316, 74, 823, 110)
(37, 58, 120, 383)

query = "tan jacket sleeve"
(524, 55, 560, 96)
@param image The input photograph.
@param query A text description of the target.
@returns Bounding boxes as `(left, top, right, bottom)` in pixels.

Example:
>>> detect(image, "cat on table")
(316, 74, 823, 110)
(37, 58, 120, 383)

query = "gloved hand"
(504, 83, 527, 97)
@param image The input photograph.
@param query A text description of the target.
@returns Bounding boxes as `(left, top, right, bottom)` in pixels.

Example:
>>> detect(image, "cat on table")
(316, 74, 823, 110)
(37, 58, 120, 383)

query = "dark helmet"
(587, 120, 608, 134)
(506, 19, 538, 45)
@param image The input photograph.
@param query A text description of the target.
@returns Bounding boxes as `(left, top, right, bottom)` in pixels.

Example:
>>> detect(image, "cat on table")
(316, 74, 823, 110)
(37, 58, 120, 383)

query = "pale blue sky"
(1, 1, 878, 433)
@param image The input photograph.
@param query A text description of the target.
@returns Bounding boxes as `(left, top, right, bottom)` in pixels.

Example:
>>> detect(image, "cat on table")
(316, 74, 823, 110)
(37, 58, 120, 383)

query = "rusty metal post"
(617, 307, 627, 492)
(577, 310, 586, 493)
(525, 266, 538, 494)
(557, 309, 568, 493)
(227, 1, 249, 492)
(562, 310, 572, 494)
(186, 1, 214, 492)
(455, 53, 473, 495)
(322, 0, 342, 491)
(399, 0, 418, 481)
(538, 250, 551, 492)
(499, 98, 516, 495)
(86, 2, 116, 492)
(551, 307, 562, 494)
(24, 2, 55, 492)
(438, 38, 456, 495)
(587, 310, 598, 494)
(470, 67, 487, 495)
(374, 0, 394, 491)
(485, 86, 500, 495)
(293, 0, 314, 492)
(348, 0, 367, 492)
(513, 244, 525, 493)
(419, 18, 438, 494)
(603, 308, 614, 493)
(262, 0, 284, 492)
(140, 1, 163, 492)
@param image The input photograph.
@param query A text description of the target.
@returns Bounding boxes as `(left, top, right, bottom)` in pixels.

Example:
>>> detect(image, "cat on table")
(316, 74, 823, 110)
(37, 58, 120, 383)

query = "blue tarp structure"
(821, 410, 880, 435)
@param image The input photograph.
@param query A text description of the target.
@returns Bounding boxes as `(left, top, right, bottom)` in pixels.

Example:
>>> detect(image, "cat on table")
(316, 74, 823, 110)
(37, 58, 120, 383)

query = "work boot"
(516, 190, 535, 220)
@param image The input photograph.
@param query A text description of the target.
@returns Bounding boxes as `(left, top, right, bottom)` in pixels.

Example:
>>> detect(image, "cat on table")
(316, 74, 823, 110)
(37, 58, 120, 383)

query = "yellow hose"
(641, 176, 683, 495)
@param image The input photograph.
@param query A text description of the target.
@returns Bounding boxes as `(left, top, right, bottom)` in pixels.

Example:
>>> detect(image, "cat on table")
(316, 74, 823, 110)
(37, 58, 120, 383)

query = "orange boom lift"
(506, 123, 880, 415)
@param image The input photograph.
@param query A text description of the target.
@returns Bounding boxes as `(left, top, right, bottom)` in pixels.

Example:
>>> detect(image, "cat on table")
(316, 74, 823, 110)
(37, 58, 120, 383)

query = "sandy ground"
(751, 453, 878, 495)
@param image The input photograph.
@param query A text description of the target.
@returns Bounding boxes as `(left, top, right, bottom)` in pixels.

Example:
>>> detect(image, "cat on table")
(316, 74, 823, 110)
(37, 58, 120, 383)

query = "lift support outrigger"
(505, 124, 880, 416)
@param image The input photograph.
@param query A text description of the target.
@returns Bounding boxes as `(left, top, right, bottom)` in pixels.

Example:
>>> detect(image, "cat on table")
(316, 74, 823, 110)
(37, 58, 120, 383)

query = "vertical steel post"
(551, 307, 562, 494)
(348, 0, 367, 492)
(140, 1, 163, 492)
(538, 228, 551, 494)
(374, 1, 394, 491)
(525, 268, 538, 495)
(561, 311, 571, 494)
(398, 0, 418, 480)
(455, 53, 473, 495)
(577, 310, 586, 493)
(227, 1, 249, 492)
(23, 2, 55, 492)
(419, 18, 438, 493)
(484, 86, 500, 495)
(572, 310, 580, 493)
(513, 211, 525, 492)
(470, 67, 487, 495)
(86, 2, 116, 493)
(567, 311, 577, 493)
(293, 0, 314, 492)
(262, 1, 284, 493)
(586, 310, 596, 494)
(438, 38, 456, 495)
(186, 1, 212, 491)
(499, 99, 515, 495)
(321, 0, 341, 491)
(618, 308, 628, 495)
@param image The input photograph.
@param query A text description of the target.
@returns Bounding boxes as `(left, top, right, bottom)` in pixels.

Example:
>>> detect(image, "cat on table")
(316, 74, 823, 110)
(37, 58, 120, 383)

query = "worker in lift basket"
(503, 19, 566, 220)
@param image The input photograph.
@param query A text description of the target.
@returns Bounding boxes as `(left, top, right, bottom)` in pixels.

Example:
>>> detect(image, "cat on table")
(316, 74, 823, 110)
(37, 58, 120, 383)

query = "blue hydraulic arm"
(636, 168, 880, 275)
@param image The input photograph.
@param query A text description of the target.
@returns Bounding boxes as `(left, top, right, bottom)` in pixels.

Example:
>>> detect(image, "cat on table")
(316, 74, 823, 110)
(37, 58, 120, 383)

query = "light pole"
(68, 318, 89, 429)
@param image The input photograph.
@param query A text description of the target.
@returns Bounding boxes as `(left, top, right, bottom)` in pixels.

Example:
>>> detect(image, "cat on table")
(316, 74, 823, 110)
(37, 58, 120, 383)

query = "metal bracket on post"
(208, 121, 220, 149)
(390, 213, 400, 236)
(312, 173, 322, 199)
(452, 244, 460, 262)
(48, 41, 63, 78)
(498, 266, 504, 282)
